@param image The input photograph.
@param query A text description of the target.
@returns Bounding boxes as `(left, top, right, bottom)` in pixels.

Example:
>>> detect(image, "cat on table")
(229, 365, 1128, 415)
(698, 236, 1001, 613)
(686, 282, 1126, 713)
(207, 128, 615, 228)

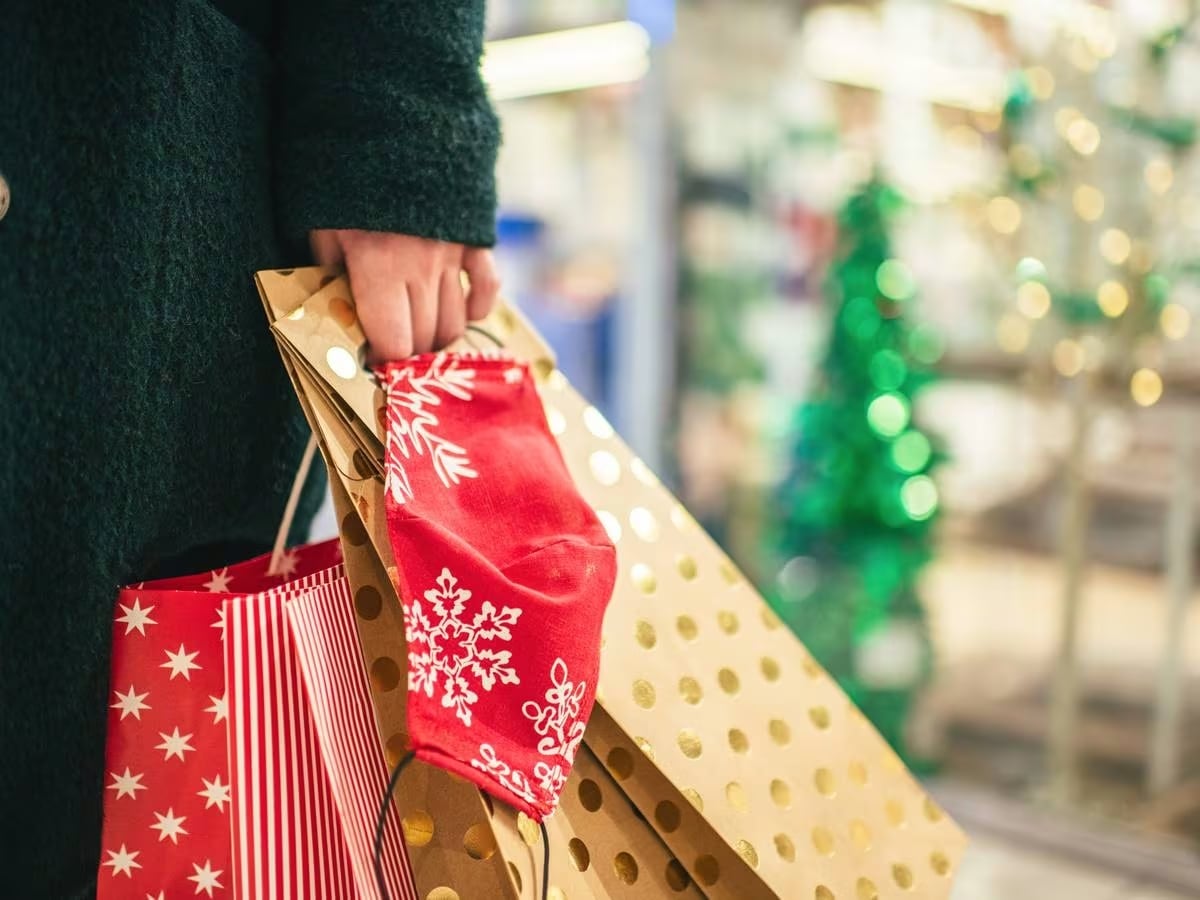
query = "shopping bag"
(97, 539, 415, 899)
(258, 266, 969, 899)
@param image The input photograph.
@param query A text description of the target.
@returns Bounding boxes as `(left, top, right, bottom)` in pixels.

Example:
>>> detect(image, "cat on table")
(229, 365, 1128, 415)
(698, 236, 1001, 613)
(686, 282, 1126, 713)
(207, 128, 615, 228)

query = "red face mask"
(377, 353, 616, 821)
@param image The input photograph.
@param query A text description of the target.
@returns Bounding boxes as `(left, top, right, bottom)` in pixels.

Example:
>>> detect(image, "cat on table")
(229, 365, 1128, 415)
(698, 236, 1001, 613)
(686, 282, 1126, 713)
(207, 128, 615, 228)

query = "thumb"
(309, 229, 346, 266)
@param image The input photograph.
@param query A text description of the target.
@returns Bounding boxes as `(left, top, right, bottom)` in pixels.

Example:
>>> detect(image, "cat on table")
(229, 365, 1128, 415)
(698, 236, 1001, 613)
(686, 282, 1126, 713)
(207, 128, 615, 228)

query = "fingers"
(340, 231, 414, 364)
(435, 266, 467, 350)
(463, 248, 501, 322)
(308, 229, 345, 266)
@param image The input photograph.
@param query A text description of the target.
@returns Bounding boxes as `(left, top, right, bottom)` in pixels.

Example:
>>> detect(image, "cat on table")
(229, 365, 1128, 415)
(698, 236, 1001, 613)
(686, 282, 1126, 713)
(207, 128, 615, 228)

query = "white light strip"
(483, 21, 652, 102)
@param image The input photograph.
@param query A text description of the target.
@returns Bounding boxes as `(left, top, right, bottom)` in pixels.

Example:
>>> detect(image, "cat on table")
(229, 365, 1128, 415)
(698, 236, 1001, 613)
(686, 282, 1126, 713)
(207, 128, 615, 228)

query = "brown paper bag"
(258, 267, 967, 899)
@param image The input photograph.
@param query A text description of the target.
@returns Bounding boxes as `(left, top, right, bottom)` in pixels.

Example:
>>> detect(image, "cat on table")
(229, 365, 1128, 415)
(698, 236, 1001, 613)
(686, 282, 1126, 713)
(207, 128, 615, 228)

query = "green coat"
(0, 1, 498, 894)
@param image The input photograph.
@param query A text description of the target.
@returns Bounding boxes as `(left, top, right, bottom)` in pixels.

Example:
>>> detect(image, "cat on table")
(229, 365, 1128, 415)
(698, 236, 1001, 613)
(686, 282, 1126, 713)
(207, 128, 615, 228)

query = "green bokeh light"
(869, 350, 908, 391)
(891, 431, 932, 473)
(876, 259, 916, 301)
(1015, 256, 1047, 282)
(843, 295, 882, 341)
(900, 475, 939, 520)
(867, 392, 911, 437)
(908, 324, 945, 365)
(1146, 273, 1171, 305)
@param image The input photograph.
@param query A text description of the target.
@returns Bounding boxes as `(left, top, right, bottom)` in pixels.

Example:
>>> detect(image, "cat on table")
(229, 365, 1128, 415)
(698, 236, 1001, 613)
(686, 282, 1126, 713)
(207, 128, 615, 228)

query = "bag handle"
(268, 433, 319, 576)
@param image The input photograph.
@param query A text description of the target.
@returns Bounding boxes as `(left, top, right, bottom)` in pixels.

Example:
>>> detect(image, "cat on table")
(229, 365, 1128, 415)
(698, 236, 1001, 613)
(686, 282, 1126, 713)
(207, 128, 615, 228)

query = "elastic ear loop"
(374, 753, 551, 900)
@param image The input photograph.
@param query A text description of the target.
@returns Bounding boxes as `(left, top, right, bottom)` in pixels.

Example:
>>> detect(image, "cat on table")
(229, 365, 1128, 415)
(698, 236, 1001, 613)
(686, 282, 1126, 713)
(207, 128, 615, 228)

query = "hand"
(309, 229, 501, 364)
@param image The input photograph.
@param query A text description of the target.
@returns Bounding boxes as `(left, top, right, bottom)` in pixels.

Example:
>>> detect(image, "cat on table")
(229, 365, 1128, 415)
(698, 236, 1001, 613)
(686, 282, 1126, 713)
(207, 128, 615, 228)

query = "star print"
(115, 598, 157, 636)
(147, 893, 166, 900)
(150, 807, 189, 844)
(107, 767, 147, 800)
(161, 644, 201, 680)
(188, 860, 224, 897)
(205, 694, 228, 724)
(202, 567, 232, 592)
(155, 727, 195, 762)
(211, 606, 226, 639)
(504, 366, 524, 384)
(272, 547, 299, 578)
(198, 774, 231, 812)
(111, 685, 151, 721)
(102, 844, 142, 878)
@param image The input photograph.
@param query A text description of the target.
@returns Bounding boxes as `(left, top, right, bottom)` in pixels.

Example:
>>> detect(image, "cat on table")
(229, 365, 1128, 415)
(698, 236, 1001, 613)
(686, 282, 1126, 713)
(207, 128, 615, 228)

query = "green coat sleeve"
(272, 1, 500, 250)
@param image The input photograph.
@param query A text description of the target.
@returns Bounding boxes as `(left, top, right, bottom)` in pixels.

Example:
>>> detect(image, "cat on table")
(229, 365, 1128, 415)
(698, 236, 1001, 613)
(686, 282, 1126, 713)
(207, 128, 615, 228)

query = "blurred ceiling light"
(483, 21, 652, 101)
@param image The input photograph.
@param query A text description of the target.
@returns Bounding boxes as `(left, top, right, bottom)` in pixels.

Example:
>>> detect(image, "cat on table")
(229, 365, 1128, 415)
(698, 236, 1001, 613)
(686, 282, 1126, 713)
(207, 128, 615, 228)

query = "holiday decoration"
(259, 265, 967, 899)
(763, 178, 941, 764)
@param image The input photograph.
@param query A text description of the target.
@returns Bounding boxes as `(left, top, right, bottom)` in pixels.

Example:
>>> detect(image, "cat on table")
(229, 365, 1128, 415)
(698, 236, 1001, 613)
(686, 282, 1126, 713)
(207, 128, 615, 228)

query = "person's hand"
(309, 229, 501, 364)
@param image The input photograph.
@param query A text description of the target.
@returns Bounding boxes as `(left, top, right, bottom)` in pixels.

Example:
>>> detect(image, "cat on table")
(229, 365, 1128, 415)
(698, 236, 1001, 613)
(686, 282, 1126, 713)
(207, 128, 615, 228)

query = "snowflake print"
(522, 658, 588, 764)
(383, 355, 480, 505)
(470, 744, 537, 805)
(404, 568, 522, 727)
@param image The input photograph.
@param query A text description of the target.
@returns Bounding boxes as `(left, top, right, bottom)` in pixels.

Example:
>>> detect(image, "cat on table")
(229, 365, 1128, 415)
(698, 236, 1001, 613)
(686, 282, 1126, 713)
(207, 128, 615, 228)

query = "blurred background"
(435, 1, 1200, 896)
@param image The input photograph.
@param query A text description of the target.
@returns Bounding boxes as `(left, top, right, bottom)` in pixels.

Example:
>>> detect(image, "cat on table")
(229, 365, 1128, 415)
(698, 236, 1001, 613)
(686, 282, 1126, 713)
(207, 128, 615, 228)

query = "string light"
(1017, 281, 1052, 319)
(1145, 157, 1174, 195)
(876, 260, 917, 301)
(1073, 184, 1105, 222)
(1131, 368, 1163, 406)
(1066, 117, 1101, 156)
(1161, 303, 1191, 340)
(1099, 228, 1131, 266)
(987, 196, 1022, 234)
(867, 393, 911, 438)
(997, 314, 1031, 353)
(1053, 339, 1085, 377)
(1097, 280, 1129, 317)
(891, 432, 932, 474)
(900, 475, 939, 521)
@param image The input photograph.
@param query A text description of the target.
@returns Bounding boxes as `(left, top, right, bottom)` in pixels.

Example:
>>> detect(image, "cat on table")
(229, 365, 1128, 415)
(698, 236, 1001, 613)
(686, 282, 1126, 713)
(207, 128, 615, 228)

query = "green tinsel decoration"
(764, 178, 941, 767)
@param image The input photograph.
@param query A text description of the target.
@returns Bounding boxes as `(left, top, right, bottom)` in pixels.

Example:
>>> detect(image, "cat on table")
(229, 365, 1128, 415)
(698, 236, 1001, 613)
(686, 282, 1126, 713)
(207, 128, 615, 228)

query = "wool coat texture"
(0, 1, 499, 895)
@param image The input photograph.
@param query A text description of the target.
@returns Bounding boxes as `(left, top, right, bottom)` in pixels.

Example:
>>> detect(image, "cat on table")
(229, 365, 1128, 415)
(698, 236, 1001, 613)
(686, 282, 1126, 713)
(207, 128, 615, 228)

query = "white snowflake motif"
(470, 744, 537, 804)
(522, 658, 588, 765)
(383, 355, 479, 505)
(404, 568, 522, 727)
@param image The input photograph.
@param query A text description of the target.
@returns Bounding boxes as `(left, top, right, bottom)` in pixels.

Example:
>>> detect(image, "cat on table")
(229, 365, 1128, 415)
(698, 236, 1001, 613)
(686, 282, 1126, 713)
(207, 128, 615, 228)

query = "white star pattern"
(503, 365, 524, 384)
(188, 860, 224, 897)
(111, 685, 152, 721)
(150, 807, 189, 845)
(155, 727, 195, 762)
(107, 768, 148, 800)
(102, 844, 142, 878)
(115, 598, 158, 636)
(147, 893, 166, 900)
(161, 644, 201, 681)
(197, 775, 231, 812)
(272, 547, 299, 578)
(204, 694, 227, 724)
(211, 606, 226, 639)
(202, 567, 232, 592)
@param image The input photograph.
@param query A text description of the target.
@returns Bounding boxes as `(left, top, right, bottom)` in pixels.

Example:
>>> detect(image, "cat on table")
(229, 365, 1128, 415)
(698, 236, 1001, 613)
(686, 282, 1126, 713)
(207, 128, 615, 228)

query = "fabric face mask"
(377, 352, 616, 820)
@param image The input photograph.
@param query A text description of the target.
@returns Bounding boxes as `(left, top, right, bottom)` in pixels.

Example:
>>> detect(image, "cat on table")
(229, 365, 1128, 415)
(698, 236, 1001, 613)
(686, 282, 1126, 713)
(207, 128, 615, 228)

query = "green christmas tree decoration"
(764, 178, 941, 766)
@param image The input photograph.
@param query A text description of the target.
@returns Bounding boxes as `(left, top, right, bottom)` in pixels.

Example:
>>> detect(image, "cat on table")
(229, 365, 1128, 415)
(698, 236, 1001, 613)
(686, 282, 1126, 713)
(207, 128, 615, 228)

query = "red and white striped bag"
(97, 539, 415, 899)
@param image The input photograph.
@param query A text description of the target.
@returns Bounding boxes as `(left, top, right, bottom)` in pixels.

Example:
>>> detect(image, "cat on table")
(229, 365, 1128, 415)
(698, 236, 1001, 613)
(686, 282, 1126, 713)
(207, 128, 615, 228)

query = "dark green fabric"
(0, 1, 498, 895)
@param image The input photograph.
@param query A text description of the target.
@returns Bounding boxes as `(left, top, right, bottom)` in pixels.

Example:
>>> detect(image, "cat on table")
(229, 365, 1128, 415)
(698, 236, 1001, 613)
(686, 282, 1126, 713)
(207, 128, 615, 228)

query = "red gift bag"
(97, 539, 415, 899)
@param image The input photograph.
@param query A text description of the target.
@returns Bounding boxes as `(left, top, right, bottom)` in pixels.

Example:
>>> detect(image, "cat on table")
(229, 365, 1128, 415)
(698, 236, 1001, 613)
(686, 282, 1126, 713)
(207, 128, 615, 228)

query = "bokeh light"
(1073, 184, 1106, 222)
(867, 393, 911, 438)
(900, 475, 939, 521)
(1096, 281, 1129, 317)
(1161, 303, 1191, 340)
(1145, 157, 1174, 195)
(1015, 257, 1047, 282)
(1099, 228, 1131, 266)
(908, 325, 944, 365)
(1065, 117, 1101, 156)
(869, 349, 908, 391)
(892, 432, 932, 474)
(1053, 339, 1085, 377)
(997, 314, 1030, 353)
(1017, 281, 1051, 319)
(1131, 368, 1163, 407)
(876, 259, 916, 301)
(987, 196, 1022, 234)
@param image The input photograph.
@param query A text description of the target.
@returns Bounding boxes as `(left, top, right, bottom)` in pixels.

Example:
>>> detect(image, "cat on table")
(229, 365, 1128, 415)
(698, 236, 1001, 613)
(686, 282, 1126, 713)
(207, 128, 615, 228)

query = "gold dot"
(717, 610, 739, 634)
(1097, 280, 1129, 317)
(385, 733, 410, 769)
(597, 510, 622, 543)
(717, 668, 740, 695)
(533, 358, 556, 382)
(677, 729, 702, 759)
(987, 196, 1022, 234)
(463, 823, 497, 860)
(582, 405, 614, 439)
(931, 851, 951, 876)
(669, 503, 695, 532)
(881, 748, 905, 774)
(849, 761, 869, 786)
(665, 859, 691, 891)
(629, 457, 659, 486)
(725, 782, 749, 812)
(850, 819, 873, 851)
(735, 839, 758, 869)
(606, 747, 634, 781)
(1073, 184, 1105, 221)
(761, 607, 782, 630)
(760, 657, 781, 682)
(676, 616, 699, 641)
(1131, 368, 1163, 407)
(677, 555, 698, 580)
(1100, 228, 1132, 265)
(811, 826, 835, 856)
(719, 560, 741, 584)
(401, 810, 435, 847)
(517, 812, 540, 845)
(769, 719, 791, 745)
(770, 779, 792, 809)
(924, 796, 945, 822)
(857, 877, 879, 900)
(815, 888, 835, 900)
(635, 620, 657, 649)
(809, 706, 831, 730)
(426, 889, 459, 900)
(802, 656, 823, 678)
(893, 864, 915, 890)
(655, 800, 682, 833)
(886, 798, 907, 827)
(629, 507, 660, 542)
(326, 346, 359, 380)
(728, 728, 749, 754)
(630, 563, 657, 595)
(694, 855, 720, 886)
(613, 852, 639, 885)
(1162, 303, 1191, 340)
(679, 676, 702, 705)
(1017, 281, 1051, 319)
(568, 837, 590, 872)
(370, 656, 401, 692)
(578, 779, 603, 812)
(682, 788, 704, 811)
(814, 768, 837, 797)
(635, 736, 656, 761)
(509, 862, 523, 892)
(589, 450, 621, 486)
(328, 296, 357, 328)
(341, 512, 368, 546)
(632, 679, 656, 709)
(548, 888, 567, 900)
(544, 406, 567, 436)
(774, 833, 796, 862)
(354, 585, 383, 620)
